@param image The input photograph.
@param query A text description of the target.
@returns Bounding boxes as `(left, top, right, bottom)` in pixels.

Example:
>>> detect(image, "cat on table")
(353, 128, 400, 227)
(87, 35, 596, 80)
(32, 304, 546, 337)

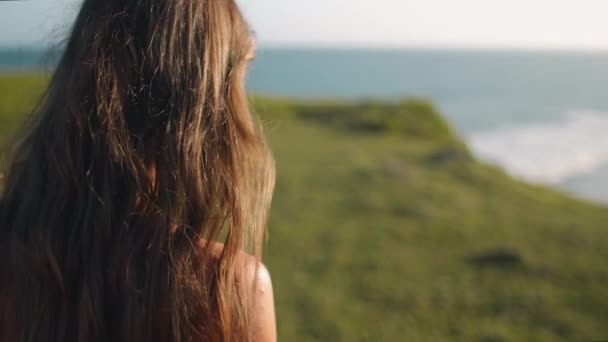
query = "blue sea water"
(247, 48, 608, 204)
(2, 47, 608, 204)
(0, 47, 59, 71)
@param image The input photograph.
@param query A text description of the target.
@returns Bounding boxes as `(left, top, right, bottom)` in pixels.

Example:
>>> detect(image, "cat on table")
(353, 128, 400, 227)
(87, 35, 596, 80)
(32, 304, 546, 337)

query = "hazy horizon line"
(256, 41, 608, 53)
(2, 42, 608, 54)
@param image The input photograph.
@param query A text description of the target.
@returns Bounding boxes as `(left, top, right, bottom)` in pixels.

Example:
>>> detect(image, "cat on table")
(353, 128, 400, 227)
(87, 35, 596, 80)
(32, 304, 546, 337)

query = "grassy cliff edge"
(1, 74, 607, 341)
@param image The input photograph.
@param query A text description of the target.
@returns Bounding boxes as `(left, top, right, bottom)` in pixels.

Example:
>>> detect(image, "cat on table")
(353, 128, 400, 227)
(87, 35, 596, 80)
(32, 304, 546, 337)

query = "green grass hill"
(1, 74, 608, 341)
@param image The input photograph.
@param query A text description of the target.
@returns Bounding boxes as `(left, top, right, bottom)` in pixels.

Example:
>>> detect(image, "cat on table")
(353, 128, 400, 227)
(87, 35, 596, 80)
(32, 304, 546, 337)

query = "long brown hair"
(0, 0, 275, 341)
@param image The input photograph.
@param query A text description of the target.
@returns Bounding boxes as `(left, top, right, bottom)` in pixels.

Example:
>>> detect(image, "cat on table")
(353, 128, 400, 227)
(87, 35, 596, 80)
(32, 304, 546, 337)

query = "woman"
(0, 0, 276, 341)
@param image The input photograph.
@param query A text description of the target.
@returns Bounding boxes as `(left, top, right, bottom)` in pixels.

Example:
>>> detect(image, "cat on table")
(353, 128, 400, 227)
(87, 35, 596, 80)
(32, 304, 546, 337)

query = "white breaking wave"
(469, 111, 608, 184)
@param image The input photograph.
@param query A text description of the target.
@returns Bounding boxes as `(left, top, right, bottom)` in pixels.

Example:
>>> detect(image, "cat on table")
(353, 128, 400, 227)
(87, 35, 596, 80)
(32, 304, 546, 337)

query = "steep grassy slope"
(2, 74, 608, 341)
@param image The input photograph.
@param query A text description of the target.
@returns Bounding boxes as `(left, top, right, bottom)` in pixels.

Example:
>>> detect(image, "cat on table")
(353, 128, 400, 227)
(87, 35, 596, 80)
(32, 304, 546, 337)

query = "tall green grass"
(2, 74, 608, 341)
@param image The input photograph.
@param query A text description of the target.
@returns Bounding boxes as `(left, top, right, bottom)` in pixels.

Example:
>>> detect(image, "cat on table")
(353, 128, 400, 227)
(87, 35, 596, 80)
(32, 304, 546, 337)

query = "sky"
(1, 0, 608, 50)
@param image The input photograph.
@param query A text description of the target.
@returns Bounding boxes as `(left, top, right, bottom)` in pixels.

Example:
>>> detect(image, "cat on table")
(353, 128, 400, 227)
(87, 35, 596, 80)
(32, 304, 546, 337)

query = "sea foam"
(469, 111, 608, 184)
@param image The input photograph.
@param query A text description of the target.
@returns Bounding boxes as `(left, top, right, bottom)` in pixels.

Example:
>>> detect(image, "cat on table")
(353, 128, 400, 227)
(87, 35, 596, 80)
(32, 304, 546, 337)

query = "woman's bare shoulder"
(248, 261, 276, 342)
(199, 240, 277, 342)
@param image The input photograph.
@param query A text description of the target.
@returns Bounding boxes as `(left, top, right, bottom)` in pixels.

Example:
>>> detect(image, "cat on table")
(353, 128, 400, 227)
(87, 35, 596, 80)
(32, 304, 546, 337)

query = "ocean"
(2, 47, 608, 204)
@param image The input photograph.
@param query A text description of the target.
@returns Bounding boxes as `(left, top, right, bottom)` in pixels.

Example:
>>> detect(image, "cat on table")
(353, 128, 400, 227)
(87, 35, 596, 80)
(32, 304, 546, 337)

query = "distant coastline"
(2, 47, 608, 203)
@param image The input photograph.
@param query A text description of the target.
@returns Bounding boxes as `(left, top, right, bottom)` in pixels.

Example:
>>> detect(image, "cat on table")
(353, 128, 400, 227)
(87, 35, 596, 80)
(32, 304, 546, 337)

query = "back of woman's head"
(0, 0, 275, 341)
